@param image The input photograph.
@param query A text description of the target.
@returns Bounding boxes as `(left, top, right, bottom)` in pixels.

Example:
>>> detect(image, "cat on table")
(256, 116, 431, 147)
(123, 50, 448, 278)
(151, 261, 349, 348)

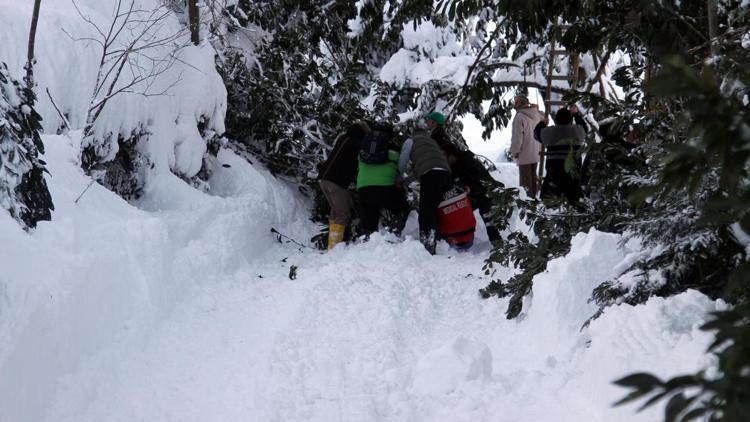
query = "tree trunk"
(26, 0, 42, 90)
(187, 0, 199, 45)
(707, 0, 719, 56)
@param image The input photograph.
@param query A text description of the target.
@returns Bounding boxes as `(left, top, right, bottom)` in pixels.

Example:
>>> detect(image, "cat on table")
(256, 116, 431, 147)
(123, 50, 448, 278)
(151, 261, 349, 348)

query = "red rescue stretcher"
(437, 189, 476, 250)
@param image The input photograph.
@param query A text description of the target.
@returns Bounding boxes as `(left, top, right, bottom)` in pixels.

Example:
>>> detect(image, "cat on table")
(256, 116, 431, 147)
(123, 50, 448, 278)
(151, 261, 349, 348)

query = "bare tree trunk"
(707, 0, 719, 56)
(26, 0, 42, 90)
(187, 0, 199, 45)
(584, 49, 612, 96)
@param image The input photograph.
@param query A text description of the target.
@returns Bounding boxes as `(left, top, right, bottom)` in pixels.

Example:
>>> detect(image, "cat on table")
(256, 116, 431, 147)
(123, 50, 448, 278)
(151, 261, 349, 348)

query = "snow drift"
(0, 131, 720, 420)
(0, 133, 309, 422)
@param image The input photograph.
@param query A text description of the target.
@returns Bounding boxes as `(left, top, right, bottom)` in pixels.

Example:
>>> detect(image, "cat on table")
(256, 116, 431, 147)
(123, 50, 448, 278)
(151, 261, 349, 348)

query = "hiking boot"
(384, 210, 409, 237)
(419, 229, 437, 255)
(486, 225, 501, 243)
(327, 223, 345, 250)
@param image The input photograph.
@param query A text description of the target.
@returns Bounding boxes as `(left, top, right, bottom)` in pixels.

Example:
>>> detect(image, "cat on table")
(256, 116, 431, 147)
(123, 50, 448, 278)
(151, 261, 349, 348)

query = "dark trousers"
(541, 159, 583, 203)
(419, 170, 451, 234)
(358, 185, 409, 235)
(518, 163, 538, 198)
(471, 193, 501, 242)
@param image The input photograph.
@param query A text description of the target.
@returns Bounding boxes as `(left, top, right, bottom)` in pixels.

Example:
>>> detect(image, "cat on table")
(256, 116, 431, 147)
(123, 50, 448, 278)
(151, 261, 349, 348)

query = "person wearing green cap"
(424, 111, 450, 147)
(397, 124, 452, 255)
(424, 111, 446, 126)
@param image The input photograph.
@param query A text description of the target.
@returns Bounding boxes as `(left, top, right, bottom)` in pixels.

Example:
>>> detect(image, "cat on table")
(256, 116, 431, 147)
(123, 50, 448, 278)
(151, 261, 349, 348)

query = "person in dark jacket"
(318, 121, 369, 249)
(539, 109, 586, 203)
(441, 143, 502, 243)
(535, 103, 587, 141)
(398, 129, 452, 254)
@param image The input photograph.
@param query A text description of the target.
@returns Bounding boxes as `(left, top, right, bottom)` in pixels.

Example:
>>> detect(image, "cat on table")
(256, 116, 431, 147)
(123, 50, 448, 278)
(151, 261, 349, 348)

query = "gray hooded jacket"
(398, 131, 451, 180)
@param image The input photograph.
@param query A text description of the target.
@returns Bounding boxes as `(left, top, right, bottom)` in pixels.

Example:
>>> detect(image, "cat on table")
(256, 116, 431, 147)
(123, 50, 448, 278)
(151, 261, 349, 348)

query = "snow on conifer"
(0, 62, 52, 228)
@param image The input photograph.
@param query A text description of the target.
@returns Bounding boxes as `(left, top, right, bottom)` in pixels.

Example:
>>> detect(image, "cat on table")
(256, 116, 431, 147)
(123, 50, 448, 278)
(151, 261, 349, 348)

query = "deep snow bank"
(0, 133, 309, 422)
(1, 139, 719, 422)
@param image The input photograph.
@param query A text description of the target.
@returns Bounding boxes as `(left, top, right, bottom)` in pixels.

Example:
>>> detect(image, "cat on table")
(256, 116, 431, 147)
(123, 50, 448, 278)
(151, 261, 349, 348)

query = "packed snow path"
(0, 136, 718, 422)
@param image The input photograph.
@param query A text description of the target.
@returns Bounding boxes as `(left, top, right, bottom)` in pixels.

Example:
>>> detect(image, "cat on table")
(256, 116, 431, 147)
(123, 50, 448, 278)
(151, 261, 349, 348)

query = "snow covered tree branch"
(66, 0, 189, 137)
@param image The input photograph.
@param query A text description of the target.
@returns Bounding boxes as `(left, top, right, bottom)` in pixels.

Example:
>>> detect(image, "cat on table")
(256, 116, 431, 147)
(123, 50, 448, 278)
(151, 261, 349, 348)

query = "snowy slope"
(0, 130, 719, 422)
(0, 133, 309, 422)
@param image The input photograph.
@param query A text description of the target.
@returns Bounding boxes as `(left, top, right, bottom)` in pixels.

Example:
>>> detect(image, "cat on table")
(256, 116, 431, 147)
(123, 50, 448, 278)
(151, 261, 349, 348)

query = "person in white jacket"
(510, 95, 545, 197)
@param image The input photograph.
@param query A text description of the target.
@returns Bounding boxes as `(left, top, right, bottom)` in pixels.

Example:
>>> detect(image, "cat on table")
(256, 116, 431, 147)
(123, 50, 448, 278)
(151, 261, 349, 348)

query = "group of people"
(318, 112, 500, 254)
(510, 95, 588, 202)
(318, 99, 589, 255)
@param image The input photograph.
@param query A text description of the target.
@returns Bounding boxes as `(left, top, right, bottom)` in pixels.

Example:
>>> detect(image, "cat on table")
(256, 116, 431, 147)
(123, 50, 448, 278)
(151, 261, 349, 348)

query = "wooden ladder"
(538, 23, 581, 190)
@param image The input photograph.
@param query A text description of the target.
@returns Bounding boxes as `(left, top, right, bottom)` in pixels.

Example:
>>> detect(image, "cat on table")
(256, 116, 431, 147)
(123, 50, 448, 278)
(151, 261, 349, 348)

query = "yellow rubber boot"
(327, 223, 345, 250)
(327, 220, 335, 246)
(326, 219, 335, 249)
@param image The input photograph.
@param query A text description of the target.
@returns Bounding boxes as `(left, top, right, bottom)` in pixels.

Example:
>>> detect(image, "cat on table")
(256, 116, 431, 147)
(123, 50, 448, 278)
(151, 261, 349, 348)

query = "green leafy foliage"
(81, 127, 150, 201)
(217, 0, 450, 224)
(219, 1, 365, 175)
(590, 56, 750, 311)
(479, 181, 607, 318)
(441, 0, 750, 324)
(215, 1, 369, 224)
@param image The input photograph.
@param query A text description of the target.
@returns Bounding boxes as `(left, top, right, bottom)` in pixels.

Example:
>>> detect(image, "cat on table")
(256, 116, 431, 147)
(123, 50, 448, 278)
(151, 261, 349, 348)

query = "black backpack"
(359, 129, 392, 164)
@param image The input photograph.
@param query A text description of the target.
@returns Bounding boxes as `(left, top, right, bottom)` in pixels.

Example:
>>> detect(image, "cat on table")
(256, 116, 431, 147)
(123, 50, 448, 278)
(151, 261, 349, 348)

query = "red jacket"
(438, 191, 476, 245)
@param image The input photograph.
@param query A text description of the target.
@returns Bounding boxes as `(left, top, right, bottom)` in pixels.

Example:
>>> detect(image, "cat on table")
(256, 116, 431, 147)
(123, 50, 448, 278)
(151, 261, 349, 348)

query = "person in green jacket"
(357, 126, 409, 237)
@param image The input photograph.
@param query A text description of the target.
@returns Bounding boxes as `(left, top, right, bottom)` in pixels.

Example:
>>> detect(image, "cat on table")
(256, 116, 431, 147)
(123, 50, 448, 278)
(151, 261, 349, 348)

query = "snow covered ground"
(0, 2, 720, 420)
(0, 130, 720, 422)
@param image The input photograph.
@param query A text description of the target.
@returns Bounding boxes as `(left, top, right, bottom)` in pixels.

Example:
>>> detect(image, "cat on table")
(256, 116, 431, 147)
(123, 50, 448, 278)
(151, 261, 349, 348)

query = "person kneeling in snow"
(437, 185, 476, 250)
(441, 143, 502, 244)
(356, 123, 410, 238)
(397, 123, 452, 255)
(318, 121, 369, 249)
